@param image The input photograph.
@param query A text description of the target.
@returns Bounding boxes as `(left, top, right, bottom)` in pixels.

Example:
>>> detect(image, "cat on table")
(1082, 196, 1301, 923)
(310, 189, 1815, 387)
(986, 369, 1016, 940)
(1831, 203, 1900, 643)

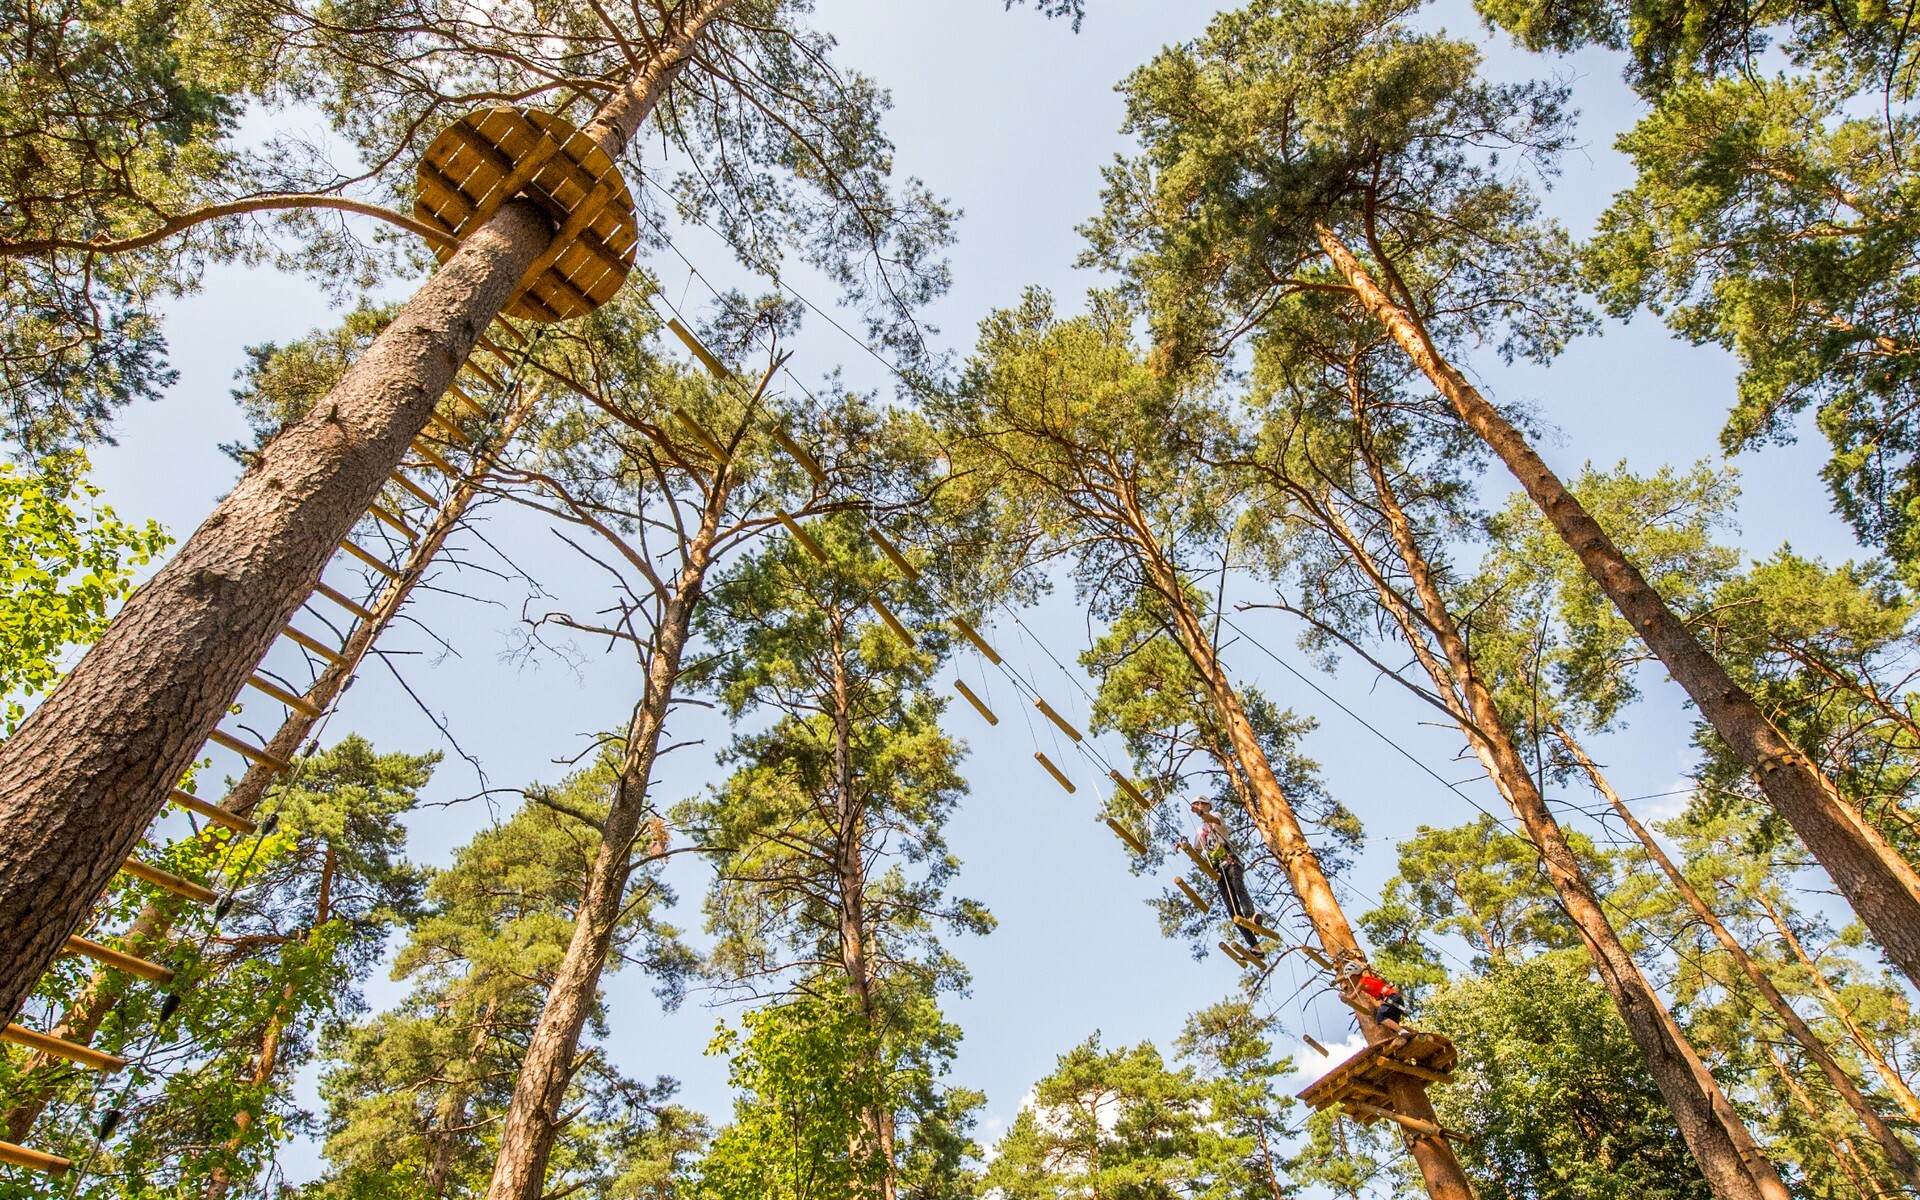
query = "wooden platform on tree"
(1297, 1030, 1457, 1111)
(414, 106, 638, 324)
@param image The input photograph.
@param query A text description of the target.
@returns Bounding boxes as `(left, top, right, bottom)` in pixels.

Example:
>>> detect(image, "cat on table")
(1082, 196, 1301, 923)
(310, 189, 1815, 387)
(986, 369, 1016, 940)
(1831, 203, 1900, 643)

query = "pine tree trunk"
(0, 0, 736, 1023)
(1115, 486, 1477, 1200)
(828, 623, 895, 1200)
(1757, 1038, 1889, 1198)
(427, 995, 501, 1199)
(1751, 889, 1920, 1127)
(1315, 221, 1920, 993)
(1340, 418, 1789, 1200)
(0, 389, 542, 1142)
(481, 476, 730, 1200)
(1555, 724, 1920, 1189)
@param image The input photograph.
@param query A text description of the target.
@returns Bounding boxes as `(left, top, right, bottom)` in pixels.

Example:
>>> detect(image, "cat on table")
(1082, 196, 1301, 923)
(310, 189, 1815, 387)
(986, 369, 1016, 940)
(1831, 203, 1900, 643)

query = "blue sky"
(78, 0, 1869, 1182)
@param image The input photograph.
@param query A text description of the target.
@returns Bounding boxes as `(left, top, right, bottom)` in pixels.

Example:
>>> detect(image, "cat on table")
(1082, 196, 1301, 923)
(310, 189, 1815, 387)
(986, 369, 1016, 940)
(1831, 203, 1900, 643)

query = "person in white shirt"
(1189, 799, 1260, 948)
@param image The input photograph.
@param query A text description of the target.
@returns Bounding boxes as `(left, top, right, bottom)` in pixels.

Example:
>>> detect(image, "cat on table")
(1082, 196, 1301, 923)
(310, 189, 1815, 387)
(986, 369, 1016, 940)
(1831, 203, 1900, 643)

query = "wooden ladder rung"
(0, 1140, 71, 1176)
(169, 789, 258, 835)
(244, 673, 322, 718)
(312, 581, 376, 622)
(284, 626, 346, 665)
(425, 409, 473, 446)
(388, 470, 438, 507)
(121, 858, 218, 905)
(339, 539, 402, 580)
(867, 525, 919, 581)
(2, 1025, 126, 1072)
(64, 935, 174, 984)
(207, 729, 291, 774)
(368, 503, 419, 542)
(409, 440, 460, 477)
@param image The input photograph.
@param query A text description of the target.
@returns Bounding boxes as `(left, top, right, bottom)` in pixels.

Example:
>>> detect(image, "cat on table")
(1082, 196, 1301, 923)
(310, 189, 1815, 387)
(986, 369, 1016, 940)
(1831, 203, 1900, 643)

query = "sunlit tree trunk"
(1333, 413, 1789, 1200)
(1111, 483, 1477, 1200)
(0, 0, 738, 1021)
(1316, 221, 1920, 993)
(1555, 724, 1920, 1189)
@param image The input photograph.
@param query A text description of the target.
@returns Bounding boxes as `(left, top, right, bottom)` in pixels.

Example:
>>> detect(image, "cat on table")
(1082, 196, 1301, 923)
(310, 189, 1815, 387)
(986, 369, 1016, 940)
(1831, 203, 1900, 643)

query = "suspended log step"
(867, 597, 916, 650)
(953, 680, 998, 725)
(1035, 698, 1083, 742)
(1180, 842, 1220, 881)
(1110, 771, 1151, 811)
(771, 425, 826, 485)
(0, 1140, 71, 1176)
(950, 616, 1002, 664)
(169, 788, 259, 835)
(1176, 877, 1212, 913)
(1034, 751, 1076, 793)
(64, 935, 174, 985)
(668, 319, 732, 380)
(867, 526, 919, 581)
(776, 511, 828, 564)
(1232, 914, 1282, 943)
(207, 729, 292, 774)
(672, 406, 730, 461)
(1297, 1031, 1458, 1111)
(1104, 817, 1148, 856)
(245, 673, 322, 718)
(121, 858, 219, 905)
(1341, 1100, 1471, 1143)
(2, 1024, 127, 1072)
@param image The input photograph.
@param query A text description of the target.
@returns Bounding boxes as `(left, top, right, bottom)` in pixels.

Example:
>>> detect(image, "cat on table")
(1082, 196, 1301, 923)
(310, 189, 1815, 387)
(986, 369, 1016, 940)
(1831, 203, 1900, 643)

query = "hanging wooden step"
(368, 503, 420, 543)
(950, 616, 1002, 664)
(1104, 817, 1148, 856)
(284, 626, 347, 666)
(867, 525, 919, 581)
(953, 680, 998, 725)
(1232, 914, 1282, 943)
(771, 425, 826, 485)
(409, 440, 460, 478)
(388, 470, 439, 508)
(244, 673, 322, 718)
(1180, 842, 1220, 880)
(1034, 751, 1076, 793)
(64, 935, 174, 985)
(2, 1025, 127, 1072)
(1297, 1031, 1458, 1112)
(169, 788, 258, 835)
(867, 597, 917, 650)
(340, 539, 402, 580)
(0, 1140, 71, 1176)
(121, 858, 218, 905)
(1109, 771, 1151, 811)
(1035, 698, 1083, 742)
(1176, 877, 1212, 913)
(776, 511, 828, 563)
(414, 106, 638, 324)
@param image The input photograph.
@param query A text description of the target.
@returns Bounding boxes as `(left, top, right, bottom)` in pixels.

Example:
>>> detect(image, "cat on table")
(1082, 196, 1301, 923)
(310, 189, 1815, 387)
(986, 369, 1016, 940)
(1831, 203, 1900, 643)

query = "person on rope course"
(1339, 960, 1409, 1039)
(1188, 799, 1262, 949)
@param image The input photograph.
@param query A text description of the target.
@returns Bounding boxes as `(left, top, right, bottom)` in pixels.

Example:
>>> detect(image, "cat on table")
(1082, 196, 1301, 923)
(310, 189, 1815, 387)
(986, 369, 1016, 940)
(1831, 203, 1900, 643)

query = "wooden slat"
(388, 469, 438, 508)
(340, 539, 402, 580)
(1303, 1034, 1330, 1057)
(775, 511, 828, 563)
(2, 1025, 126, 1072)
(1034, 751, 1076, 793)
(207, 729, 291, 774)
(867, 597, 917, 650)
(169, 788, 258, 835)
(672, 407, 730, 461)
(950, 616, 1002, 664)
(667, 318, 732, 380)
(447, 383, 491, 420)
(953, 679, 998, 725)
(1377, 1056, 1454, 1085)
(245, 673, 322, 718)
(64, 935, 173, 984)
(283, 626, 347, 666)
(425, 409, 473, 446)
(313, 581, 377, 622)
(1219, 940, 1251, 967)
(1233, 914, 1282, 943)
(1035, 698, 1083, 742)
(0, 1140, 71, 1176)
(121, 858, 218, 905)
(410, 440, 461, 478)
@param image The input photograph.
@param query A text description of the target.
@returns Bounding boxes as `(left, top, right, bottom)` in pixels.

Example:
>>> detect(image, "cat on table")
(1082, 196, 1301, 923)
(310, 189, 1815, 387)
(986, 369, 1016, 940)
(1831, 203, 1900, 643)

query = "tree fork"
(1315, 221, 1920, 992)
(0, 0, 735, 1022)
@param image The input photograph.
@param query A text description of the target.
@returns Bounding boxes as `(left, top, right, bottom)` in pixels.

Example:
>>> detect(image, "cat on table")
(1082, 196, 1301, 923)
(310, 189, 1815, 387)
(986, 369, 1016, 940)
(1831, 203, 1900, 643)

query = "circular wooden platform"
(413, 106, 638, 323)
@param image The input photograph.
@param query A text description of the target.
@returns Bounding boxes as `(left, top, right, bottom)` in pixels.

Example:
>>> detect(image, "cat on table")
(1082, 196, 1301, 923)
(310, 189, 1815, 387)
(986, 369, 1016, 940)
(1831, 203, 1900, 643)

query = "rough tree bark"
(1315, 222, 1920, 993)
(1114, 484, 1478, 1200)
(1556, 724, 1920, 1190)
(0, 0, 735, 1022)
(1334, 415, 1787, 1200)
(0, 388, 541, 1143)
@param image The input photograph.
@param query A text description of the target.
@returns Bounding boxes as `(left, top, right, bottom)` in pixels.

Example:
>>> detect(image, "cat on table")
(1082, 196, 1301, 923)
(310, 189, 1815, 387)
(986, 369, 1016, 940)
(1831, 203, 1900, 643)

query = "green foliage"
(314, 759, 696, 1200)
(2, 736, 434, 1199)
(0, 452, 168, 733)
(1424, 952, 1714, 1200)
(983, 1035, 1219, 1200)
(1086, 0, 1585, 376)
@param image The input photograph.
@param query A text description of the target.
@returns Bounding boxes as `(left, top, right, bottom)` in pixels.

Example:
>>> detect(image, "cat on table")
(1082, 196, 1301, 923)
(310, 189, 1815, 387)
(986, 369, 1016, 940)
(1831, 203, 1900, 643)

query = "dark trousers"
(1215, 857, 1259, 946)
